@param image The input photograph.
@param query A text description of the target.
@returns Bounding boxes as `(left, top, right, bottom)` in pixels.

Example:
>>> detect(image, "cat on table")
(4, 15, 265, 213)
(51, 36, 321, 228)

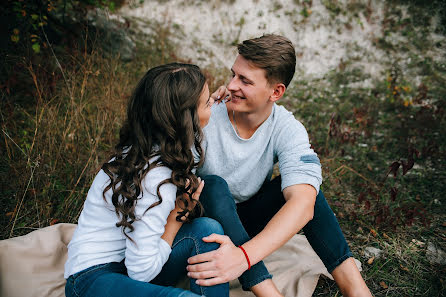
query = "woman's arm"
(161, 179, 205, 246)
(160, 205, 185, 246)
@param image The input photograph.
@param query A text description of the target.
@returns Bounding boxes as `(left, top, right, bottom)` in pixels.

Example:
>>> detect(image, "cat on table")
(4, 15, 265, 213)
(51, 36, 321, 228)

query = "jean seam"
(326, 251, 353, 273)
(70, 262, 112, 296)
(241, 273, 273, 291)
(172, 236, 206, 296)
(71, 262, 111, 281)
(67, 277, 80, 297)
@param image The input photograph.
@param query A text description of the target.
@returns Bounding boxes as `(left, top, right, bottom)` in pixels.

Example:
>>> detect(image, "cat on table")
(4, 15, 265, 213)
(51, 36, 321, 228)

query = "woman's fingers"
(192, 179, 205, 201)
(211, 85, 231, 103)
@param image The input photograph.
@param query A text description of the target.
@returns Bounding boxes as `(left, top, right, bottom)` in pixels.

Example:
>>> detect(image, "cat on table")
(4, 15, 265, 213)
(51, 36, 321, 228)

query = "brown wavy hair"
(101, 63, 207, 239)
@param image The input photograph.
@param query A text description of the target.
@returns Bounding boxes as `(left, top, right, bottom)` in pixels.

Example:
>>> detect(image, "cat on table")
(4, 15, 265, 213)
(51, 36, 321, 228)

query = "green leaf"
(32, 42, 41, 53)
(108, 1, 115, 11)
(31, 14, 38, 20)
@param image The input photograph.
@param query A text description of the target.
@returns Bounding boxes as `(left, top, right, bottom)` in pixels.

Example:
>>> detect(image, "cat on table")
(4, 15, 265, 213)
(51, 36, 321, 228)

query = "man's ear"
(269, 83, 286, 102)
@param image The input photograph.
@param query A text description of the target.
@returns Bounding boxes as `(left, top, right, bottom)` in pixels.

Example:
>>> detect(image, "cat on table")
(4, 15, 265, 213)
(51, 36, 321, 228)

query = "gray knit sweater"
(197, 103, 322, 203)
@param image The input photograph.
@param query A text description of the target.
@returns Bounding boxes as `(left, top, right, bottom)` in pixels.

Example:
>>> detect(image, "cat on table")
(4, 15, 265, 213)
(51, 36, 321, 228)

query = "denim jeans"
(199, 175, 352, 290)
(65, 217, 229, 297)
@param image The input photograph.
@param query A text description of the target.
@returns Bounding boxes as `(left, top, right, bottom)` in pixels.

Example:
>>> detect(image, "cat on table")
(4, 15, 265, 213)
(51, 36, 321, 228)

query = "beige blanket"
(0, 224, 359, 297)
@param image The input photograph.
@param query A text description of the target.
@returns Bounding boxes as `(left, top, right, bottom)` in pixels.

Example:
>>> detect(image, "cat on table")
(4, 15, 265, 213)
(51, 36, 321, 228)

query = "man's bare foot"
(251, 278, 283, 297)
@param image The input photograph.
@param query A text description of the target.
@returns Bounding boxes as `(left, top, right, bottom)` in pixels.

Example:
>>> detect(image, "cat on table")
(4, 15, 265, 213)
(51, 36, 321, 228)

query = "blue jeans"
(65, 217, 229, 297)
(199, 175, 352, 290)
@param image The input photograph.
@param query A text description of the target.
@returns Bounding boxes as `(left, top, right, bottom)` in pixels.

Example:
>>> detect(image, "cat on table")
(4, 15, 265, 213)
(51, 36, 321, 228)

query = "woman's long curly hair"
(101, 63, 207, 239)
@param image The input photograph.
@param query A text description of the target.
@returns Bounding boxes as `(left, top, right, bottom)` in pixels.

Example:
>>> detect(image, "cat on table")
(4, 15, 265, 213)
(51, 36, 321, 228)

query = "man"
(187, 34, 372, 297)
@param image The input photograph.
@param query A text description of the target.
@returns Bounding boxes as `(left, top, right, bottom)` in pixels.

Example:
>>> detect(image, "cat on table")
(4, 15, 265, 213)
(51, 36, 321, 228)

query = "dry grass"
(0, 23, 179, 238)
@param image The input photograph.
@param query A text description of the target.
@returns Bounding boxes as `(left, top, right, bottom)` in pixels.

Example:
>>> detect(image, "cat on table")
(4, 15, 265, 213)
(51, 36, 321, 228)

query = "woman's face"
(197, 83, 212, 127)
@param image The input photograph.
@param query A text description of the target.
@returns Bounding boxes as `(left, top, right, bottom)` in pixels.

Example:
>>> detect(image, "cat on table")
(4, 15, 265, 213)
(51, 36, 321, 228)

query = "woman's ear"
(269, 83, 286, 102)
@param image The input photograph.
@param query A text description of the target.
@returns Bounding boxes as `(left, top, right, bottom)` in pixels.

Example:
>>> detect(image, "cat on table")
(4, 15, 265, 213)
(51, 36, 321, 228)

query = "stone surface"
(426, 242, 446, 265)
(364, 246, 383, 259)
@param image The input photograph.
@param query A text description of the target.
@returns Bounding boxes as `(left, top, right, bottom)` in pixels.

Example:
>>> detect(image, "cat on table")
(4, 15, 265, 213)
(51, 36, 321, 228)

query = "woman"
(64, 63, 228, 297)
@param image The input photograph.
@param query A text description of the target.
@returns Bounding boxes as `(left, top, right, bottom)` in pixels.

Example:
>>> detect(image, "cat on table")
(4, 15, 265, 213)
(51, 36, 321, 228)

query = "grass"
(283, 61, 445, 296)
(1, 1, 445, 296)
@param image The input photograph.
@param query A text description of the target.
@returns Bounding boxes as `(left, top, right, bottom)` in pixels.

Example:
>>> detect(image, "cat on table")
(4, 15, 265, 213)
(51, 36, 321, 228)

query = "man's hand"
(186, 234, 249, 286)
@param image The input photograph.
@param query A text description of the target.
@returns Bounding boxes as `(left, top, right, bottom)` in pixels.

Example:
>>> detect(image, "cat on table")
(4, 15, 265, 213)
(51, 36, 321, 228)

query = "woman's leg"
(199, 175, 272, 291)
(152, 217, 229, 297)
(65, 262, 199, 297)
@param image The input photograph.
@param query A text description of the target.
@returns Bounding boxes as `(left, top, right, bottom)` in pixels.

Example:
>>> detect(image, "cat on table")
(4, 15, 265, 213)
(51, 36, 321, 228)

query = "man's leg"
(237, 176, 372, 297)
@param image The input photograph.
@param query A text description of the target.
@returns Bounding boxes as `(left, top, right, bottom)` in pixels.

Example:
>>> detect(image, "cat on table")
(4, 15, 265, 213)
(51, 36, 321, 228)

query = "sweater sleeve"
(275, 112, 322, 193)
(124, 165, 176, 282)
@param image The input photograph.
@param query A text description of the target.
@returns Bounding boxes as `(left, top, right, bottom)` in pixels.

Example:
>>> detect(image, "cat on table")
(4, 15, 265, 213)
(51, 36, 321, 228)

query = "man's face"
(226, 55, 275, 114)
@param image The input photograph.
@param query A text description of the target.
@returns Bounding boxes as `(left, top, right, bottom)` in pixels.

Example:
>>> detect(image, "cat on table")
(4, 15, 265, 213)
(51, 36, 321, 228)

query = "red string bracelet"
(238, 245, 251, 270)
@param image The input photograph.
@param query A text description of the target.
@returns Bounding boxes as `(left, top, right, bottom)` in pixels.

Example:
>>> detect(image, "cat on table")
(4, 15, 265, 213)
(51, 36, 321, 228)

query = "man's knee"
(201, 175, 234, 206)
(192, 217, 224, 237)
(203, 175, 229, 190)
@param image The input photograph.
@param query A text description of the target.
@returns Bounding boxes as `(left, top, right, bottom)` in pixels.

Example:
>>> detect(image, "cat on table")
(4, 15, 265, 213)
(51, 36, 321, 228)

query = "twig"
(2, 128, 28, 158)
(9, 165, 37, 238)
(331, 164, 379, 189)
(40, 20, 73, 101)
(63, 147, 95, 211)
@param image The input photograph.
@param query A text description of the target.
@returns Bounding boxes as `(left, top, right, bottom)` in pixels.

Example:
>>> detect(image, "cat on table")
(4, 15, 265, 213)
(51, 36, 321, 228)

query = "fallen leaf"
(383, 233, 390, 240)
(411, 239, 425, 246)
(370, 229, 378, 237)
(388, 161, 400, 178)
(379, 281, 388, 289)
(50, 219, 59, 225)
(400, 264, 409, 272)
(367, 256, 375, 265)
(6, 212, 14, 217)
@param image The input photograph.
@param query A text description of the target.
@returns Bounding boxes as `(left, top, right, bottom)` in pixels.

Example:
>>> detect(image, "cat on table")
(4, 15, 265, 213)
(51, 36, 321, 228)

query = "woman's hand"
(211, 86, 231, 104)
(162, 178, 204, 246)
(175, 178, 204, 222)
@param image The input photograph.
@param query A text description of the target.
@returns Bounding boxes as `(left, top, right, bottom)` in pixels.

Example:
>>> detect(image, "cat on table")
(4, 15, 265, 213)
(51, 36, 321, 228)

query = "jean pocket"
(70, 263, 113, 296)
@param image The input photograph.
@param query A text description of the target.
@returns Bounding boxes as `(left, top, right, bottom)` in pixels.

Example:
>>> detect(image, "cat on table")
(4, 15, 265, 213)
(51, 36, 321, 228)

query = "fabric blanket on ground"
(0, 223, 361, 297)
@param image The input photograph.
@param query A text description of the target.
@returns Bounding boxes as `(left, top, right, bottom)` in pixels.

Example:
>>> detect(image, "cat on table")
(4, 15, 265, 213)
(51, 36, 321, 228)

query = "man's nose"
(227, 76, 238, 91)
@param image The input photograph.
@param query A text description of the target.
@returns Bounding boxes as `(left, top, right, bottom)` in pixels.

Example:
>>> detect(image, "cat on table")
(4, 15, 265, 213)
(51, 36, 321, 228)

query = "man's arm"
(186, 183, 316, 286)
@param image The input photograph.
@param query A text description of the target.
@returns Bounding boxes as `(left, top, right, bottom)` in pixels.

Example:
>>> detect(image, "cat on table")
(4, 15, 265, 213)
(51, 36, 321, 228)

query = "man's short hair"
(237, 34, 296, 87)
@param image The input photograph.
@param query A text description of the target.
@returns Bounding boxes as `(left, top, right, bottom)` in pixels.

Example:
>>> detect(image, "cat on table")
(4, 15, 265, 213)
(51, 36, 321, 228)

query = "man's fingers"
(186, 260, 214, 272)
(188, 250, 215, 265)
(201, 233, 230, 244)
(187, 269, 218, 280)
(195, 277, 227, 287)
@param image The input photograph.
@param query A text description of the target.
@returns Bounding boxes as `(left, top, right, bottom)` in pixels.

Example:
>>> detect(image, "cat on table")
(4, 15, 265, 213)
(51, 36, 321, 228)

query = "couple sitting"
(64, 34, 372, 297)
